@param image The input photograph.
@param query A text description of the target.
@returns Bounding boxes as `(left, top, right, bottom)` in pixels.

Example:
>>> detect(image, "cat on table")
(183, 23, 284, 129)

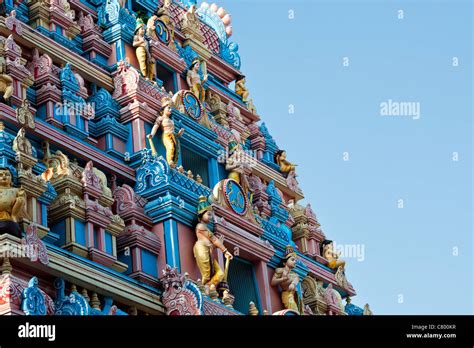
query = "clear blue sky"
(215, 0, 473, 314)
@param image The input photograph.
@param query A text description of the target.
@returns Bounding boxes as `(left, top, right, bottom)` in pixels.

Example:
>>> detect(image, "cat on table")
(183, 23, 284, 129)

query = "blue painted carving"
(38, 181, 58, 205)
(135, 150, 170, 195)
(59, 64, 91, 139)
(185, 280, 203, 314)
(176, 43, 199, 68)
(5, 1, 29, 24)
(266, 180, 289, 223)
(21, 277, 47, 316)
(155, 19, 171, 45)
(87, 88, 120, 120)
(260, 122, 277, 152)
(89, 116, 129, 141)
(53, 278, 128, 316)
(182, 91, 202, 120)
(54, 278, 93, 315)
(98, 0, 136, 44)
(345, 303, 364, 316)
(136, 149, 211, 198)
(196, 6, 241, 69)
(224, 179, 247, 216)
(260, 123, 280, 170)
(60, 63, 80, 93)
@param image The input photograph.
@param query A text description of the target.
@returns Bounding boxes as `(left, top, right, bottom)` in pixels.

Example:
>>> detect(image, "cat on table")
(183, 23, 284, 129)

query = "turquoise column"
(163, 219, 181, 271)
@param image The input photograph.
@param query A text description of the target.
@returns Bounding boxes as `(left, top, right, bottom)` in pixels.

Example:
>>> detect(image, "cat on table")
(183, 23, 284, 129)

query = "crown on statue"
(284, 245, 297, 260)
(161, 96, 172, 108)
(135, 18, 145, 33)
(197, 196, 212, 216)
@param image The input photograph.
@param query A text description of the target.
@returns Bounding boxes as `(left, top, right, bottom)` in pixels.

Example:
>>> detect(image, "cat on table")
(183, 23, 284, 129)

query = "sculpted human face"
(0, 169, 12, 187)
(163, 105, 172, 118)
(192, 63, 199, 72)
(139, 27, 145, 36)
(201, 210, 213, 223)
(285, 256, 296, 269)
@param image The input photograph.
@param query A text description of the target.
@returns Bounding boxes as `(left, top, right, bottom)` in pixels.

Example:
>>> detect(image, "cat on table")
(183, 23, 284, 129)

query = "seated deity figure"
(194, 196, 233, 287)
(271, 246, 303, 313)
(186, 58, 207, 103)
(275, 150, 297, 174)
(147, 97, 184, 167)
(321, 239, 346, 271)
(235, 75, 250, 103)
(0, 56, 13, 101)
(133, 18, 155, 81)
(0, 168, 28, 237)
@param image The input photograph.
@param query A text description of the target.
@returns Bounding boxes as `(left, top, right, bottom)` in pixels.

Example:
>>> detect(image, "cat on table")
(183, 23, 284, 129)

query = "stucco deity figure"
(147, 97, 184, 167)
(0, 168, 29, 237)
(0, 55, 13, 101)
(271, 246, 303, 313)
(146, 15, 158, 41)
(193, 196, 233, 287)
(13, 128, 32, 156)
(235, 75, 250, 103)
(275, 150, 297, 174)
(321, 239, 346, 270)
(133, 18, 155, 81)
(186, 58, 207, 103)
(16, 99, 35, 129)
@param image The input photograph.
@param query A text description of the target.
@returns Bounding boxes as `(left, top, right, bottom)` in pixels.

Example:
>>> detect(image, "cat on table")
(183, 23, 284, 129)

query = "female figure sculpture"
(147, 97, 184, 167)
(186, 58, 207, 103)
(133, 18, 155, 81)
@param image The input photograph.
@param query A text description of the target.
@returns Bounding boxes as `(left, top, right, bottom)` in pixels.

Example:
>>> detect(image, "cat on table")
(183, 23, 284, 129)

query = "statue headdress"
(283, 245, 297, 261)
(161, 96, 173, 109)
(135, 18, 145, 34)
(197, 195, 212, 216)
(190, 57, 200, 69)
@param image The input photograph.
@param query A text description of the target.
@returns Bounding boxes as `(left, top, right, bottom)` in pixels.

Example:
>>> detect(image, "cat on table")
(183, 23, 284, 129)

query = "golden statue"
(271, 246, 303, 313)
(147, 97, 184, 167)
(0, 55, 13, 100)
(235, 75, 250, 103)
(275, 150, 297, 174)
(133, 18, 155, 81)
(193, 196, 233, 287)
(321, 240, 346, 270)
(0, 168, 29, 224)
(186, 58, 207, 103)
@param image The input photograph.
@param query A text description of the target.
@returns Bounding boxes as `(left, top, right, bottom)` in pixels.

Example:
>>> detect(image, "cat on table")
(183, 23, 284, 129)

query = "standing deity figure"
(321, 239, 346, 271)
(0, 55, 13, 101)
(271, 246, 303, 313)
(147, 97, 184, 167)
(186, 58, 207, 103)
(275, 150, 297, 174)
(133, 18, 155, 81)
(193, 196, 233, 287)
(235, 75, 250, 103)
(0, 168, 29, 237)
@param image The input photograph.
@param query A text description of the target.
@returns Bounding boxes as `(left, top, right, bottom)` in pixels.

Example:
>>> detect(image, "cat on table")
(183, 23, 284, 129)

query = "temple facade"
(0, 0, 371, 316)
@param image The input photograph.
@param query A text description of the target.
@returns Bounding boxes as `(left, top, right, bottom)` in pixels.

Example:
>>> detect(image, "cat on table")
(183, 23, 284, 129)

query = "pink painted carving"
(161, 265, 201, 316)
(22, 224, 50, 265)
(113, 184, 147, 215)
(5, 10, 23, 35)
